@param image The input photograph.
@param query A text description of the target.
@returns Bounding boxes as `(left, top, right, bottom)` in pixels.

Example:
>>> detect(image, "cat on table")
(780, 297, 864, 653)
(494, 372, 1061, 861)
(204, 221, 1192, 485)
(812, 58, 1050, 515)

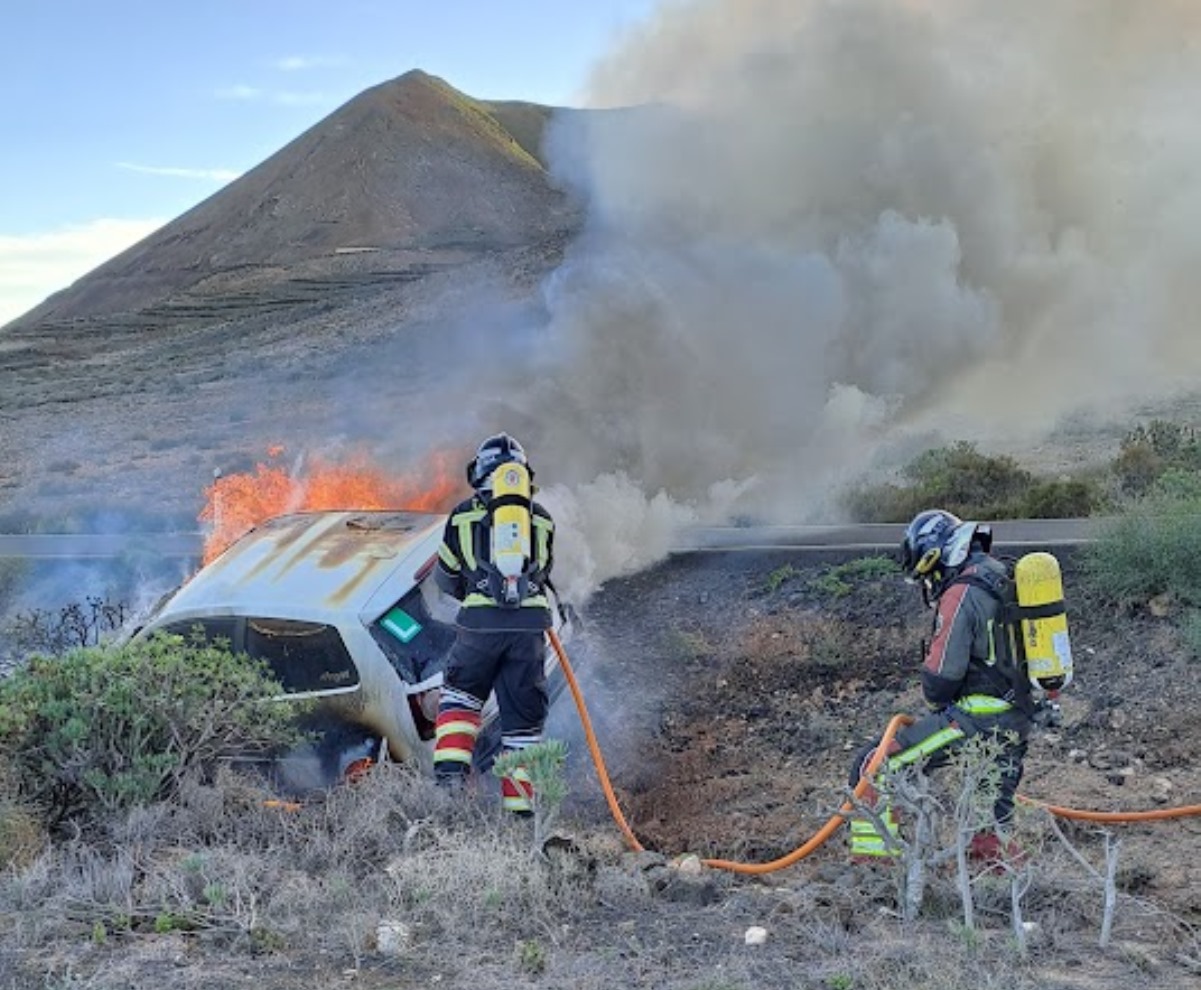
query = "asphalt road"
(0, 532, 202, 560)
(0, 518, 1109, 561)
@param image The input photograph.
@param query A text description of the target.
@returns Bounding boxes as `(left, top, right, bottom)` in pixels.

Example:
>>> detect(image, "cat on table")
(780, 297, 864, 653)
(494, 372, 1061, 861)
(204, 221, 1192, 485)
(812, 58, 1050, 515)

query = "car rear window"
(160, 617, 359, 695)
(244, 619, 360, 694)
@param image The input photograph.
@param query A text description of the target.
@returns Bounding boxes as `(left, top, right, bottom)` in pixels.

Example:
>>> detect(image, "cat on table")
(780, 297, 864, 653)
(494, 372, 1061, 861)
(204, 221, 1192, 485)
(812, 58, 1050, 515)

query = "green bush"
(843, 479, 926, 524)
(1149, 467, 1201, 502)
(0, 634, 306, 828)
(1080, 495, 1201, 608)
(1018, 478, 1100, 519)
(901, 442, 1032, 515)
(846, 442, 1028, 521)
(1112, 420, 1201, 495)
(845, 441, 1106, 523)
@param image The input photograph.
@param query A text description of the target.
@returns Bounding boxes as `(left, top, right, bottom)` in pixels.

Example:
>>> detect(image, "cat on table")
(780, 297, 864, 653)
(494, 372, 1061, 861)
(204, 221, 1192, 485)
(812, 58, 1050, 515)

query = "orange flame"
(199, 447, 462, 564)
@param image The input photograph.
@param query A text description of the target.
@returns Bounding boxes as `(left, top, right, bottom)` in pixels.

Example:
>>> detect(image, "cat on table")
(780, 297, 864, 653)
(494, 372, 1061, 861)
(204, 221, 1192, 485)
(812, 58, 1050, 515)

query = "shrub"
(1150, 467, 1201, 502)
(765, 564, 799, 593)
(0, 634, 306, 829)
(843, 480, 925, 524)
(3, 595, 129, 662)
(0, 765, 43, 869)
(900, 442, 1032, 517)
(1018, 478, 1100, 519)
(846, 441, 1107, 522)
(847, 442, 1044, 522)
(1112, 420, 1201, 495)
(1079, 495, 1201, 608)
(493, 739, 569, 850)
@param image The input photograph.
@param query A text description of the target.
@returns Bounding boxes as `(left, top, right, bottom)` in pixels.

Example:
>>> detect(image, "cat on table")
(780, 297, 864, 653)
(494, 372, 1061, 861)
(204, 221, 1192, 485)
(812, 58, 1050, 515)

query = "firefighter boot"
(500, 764, 534, 816)
(848, 805, 901, 864)
(968, 831, 1027, 874)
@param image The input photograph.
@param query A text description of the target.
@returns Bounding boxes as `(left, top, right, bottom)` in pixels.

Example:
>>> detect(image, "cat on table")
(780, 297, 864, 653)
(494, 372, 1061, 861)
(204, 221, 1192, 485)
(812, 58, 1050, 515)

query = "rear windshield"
(159, 617, 359, 695)
(245, 619, 359, 693)
(371, 583, 456, 686)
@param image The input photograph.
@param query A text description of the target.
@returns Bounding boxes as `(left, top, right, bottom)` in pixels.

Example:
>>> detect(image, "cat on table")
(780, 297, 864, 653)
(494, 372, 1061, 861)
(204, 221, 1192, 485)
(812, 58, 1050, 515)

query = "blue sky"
(0, 0, 659, 325)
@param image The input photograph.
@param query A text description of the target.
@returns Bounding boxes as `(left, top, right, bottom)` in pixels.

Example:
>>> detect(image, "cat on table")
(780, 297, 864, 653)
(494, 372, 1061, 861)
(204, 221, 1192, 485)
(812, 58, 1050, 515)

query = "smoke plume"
(492, 0, 1201, 554)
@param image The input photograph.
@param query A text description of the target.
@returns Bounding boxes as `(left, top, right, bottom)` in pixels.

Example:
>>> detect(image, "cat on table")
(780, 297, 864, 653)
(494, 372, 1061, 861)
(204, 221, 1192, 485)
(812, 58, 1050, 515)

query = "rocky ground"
(560, 546, 1201, 955)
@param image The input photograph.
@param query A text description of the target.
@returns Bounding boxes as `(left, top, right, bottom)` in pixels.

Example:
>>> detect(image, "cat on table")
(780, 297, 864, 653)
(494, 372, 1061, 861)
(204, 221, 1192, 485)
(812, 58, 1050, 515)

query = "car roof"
(148, 510, 445, 625)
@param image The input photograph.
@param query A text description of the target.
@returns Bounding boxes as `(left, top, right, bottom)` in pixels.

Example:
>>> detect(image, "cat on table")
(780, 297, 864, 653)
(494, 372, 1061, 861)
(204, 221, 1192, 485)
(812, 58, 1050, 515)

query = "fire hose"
(547, 630, 1201, 876)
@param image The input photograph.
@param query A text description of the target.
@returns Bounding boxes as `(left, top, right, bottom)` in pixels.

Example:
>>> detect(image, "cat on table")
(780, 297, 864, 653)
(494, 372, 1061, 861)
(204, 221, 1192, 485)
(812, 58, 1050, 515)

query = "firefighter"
(432, 433, 556, 814)
(847, 509, 1032, 865)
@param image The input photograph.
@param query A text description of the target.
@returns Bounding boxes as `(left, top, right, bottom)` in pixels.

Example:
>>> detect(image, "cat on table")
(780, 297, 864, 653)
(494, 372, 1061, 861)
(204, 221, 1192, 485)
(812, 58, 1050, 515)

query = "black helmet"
(900, 509, 992, 599)
(466, 433, 528, 490)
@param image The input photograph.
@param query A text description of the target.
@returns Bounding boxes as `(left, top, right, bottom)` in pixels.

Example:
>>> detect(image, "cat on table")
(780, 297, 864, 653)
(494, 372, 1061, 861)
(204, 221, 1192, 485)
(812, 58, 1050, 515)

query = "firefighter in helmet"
(847, 509, 1033, 865)
(432, 433, 556, 813)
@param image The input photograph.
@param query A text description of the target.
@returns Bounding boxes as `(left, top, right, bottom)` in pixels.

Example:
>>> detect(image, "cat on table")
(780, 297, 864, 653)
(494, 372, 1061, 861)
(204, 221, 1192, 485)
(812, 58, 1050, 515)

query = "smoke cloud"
(488, 0, 1201, 548)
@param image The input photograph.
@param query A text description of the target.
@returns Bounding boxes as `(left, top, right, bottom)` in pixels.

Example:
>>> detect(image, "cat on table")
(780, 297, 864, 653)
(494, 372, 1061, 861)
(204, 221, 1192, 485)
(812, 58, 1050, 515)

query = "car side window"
(244, 618, 360, 694)
(371, 584, 455, 686)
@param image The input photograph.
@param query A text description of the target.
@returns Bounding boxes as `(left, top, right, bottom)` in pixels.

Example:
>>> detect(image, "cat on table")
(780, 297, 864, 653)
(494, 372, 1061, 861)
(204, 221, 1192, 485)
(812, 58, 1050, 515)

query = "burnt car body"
(131, 509, 572, 792)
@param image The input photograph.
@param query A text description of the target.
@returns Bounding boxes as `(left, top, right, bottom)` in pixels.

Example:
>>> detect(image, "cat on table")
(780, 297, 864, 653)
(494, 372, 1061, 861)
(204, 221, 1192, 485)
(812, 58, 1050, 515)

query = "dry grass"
(1, 759, 1197, 990)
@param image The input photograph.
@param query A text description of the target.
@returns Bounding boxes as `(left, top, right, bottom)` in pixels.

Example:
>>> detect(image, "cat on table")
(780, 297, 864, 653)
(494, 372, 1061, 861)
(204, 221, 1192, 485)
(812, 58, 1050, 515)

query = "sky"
(0, 0, 659, 326)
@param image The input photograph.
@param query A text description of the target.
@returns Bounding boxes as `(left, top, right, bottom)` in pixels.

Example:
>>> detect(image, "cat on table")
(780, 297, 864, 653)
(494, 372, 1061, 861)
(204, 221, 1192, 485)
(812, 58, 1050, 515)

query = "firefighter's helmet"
(900, 509, 992, 599)
(467, 433, 529, 490)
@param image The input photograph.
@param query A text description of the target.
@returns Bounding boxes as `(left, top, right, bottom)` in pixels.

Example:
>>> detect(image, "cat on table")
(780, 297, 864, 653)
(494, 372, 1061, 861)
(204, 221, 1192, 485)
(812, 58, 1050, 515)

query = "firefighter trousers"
(849, 698, 1031, 825)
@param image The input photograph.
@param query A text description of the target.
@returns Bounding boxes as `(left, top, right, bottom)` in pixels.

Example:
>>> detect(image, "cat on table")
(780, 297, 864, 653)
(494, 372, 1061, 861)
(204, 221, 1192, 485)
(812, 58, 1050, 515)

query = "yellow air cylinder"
(1014, 551, 1073, 694)
(490, 461, 532, 602)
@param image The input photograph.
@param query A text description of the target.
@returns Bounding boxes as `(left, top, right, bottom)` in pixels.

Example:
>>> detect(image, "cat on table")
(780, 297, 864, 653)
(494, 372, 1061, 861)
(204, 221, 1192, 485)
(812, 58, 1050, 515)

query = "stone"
(744, 926, 768, 945)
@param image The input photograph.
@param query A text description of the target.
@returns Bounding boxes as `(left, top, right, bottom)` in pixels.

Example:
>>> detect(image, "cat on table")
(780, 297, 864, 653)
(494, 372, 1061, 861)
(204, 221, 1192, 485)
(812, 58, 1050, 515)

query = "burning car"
(131, 509, 574, 793)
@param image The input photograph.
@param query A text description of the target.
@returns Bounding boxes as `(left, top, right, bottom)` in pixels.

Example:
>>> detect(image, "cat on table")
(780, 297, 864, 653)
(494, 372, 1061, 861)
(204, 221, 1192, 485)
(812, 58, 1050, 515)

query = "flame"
(199, 447, 462, 563)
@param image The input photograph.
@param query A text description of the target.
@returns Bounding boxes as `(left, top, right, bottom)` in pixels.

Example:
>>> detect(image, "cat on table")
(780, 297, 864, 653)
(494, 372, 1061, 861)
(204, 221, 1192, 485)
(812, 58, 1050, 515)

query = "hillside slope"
(8, 70, 577, 327)
(0, 71, 584, 520)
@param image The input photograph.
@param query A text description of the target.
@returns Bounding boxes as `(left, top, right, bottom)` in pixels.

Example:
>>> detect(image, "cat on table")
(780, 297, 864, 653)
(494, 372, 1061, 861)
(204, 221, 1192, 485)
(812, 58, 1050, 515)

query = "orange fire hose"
(547, 630, 1201, 876)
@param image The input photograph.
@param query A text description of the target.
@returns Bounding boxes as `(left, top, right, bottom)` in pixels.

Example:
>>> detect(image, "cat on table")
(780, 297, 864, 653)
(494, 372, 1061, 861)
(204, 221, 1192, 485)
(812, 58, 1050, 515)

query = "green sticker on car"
(381, 607, 422, 643)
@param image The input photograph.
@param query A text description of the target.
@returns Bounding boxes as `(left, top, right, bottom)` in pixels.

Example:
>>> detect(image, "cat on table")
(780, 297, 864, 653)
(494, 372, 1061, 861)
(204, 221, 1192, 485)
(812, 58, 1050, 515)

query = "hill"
(9, 71, 577, 327)
(0, 72, 583, 522)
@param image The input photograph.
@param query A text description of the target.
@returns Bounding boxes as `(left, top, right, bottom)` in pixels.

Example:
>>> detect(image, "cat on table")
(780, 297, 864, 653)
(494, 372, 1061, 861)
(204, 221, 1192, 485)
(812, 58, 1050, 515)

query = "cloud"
(0, 219, 164, 327)
(116, 162, 241, 182)
(215, 84, 330, 106)
(271, 55, 344, 72)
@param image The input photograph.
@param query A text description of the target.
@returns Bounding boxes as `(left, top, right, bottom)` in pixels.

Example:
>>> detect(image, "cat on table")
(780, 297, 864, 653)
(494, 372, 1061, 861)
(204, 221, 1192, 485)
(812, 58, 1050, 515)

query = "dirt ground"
(563, 546, 1201, 922)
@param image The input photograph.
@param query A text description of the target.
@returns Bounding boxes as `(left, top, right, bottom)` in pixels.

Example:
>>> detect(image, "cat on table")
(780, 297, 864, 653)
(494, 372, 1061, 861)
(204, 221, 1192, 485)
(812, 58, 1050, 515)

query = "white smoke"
(537, 472, 754, 605)
(313, 0, 1201, 604)
(508, 0, 1201, 546)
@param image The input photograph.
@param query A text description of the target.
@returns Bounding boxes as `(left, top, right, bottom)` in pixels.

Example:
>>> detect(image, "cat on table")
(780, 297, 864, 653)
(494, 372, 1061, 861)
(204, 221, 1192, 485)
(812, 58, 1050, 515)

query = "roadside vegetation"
(0, 634, 305, 833)
(844, 418, 1201, 523)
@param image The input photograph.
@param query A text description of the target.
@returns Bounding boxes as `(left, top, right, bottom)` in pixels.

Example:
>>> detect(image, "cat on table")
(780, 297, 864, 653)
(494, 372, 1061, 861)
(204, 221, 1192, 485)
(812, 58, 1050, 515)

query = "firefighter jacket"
(921, 552, 1014, 710)
(434, 494, 555, 632)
